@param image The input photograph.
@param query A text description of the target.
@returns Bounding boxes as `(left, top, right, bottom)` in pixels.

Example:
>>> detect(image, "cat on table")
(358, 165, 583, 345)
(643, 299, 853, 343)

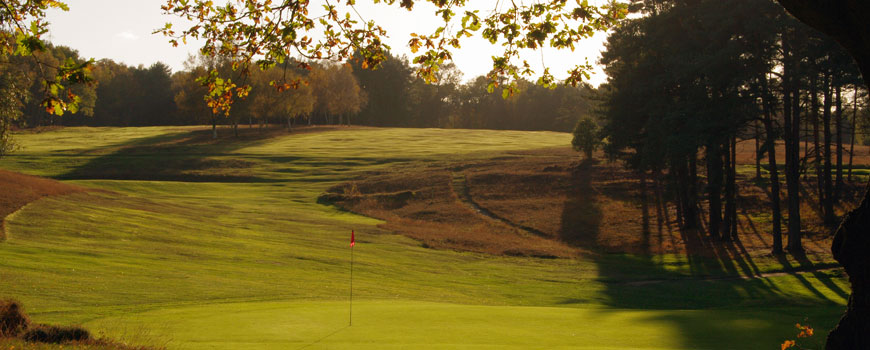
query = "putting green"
(87, 300, 835, 350)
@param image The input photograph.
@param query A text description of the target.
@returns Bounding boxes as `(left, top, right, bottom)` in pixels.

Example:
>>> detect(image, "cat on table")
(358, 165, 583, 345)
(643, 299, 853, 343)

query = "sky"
(45, 0, 611, 86)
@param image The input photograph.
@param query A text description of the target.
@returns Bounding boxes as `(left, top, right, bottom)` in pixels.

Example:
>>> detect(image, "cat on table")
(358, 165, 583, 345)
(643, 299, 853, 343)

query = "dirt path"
(450, 171, 551, 238)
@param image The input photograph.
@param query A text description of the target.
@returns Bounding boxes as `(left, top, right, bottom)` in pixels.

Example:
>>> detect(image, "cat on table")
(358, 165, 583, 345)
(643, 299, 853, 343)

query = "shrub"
(571, 118, 601, 159)
(23, 324, 91, 343)
(0, 299, 30, 337)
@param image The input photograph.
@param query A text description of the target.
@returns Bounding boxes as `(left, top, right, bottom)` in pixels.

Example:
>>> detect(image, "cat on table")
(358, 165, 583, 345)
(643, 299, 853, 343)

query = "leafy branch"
(160, 0, 627, 114)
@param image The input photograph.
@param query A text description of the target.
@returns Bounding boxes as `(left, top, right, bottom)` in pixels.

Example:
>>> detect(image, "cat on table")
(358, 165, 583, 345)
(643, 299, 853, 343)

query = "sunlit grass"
(0, 126, 848, 349)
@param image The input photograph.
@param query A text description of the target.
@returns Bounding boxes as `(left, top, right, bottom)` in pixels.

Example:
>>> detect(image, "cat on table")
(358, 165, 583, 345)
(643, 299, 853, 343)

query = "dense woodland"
(6, 46, 596, 133)
(598, 0, 869, 254)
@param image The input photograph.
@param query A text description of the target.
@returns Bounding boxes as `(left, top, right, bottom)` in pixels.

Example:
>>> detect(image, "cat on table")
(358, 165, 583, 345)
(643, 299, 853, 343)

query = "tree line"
(595, 0, 868, 254)
(5, 47, 598, 134)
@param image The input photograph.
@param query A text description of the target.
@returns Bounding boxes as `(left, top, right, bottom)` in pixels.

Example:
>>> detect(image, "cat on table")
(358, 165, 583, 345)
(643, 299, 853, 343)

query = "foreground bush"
(23, 325, 91, 343)
(0, 299, 159, 349)
(0, 337, 159, 350)
(0, 299, 30, 337)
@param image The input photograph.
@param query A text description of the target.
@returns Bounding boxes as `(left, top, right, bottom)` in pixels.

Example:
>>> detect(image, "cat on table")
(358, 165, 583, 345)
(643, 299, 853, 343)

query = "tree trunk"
(835, 83, 844, 201)
(640, 170, 650, 248)
(813, 75, 824, 201)
(824, 73, 836, 226)
(672, 162, 685, 229)
(730, 135, 738, 241)
(707, 142, 723, 240)
(804, 108, 810, 181)
(761, 77, 784, 254)
(755, 121, 762, 179)
(849, 85, 858, 182)
(212, 116, 218, 139)
(723, 138, 734, 242)
(689, 152, 699, 228)
(653, 169, 670, 230)
(782, 55, 803, 253)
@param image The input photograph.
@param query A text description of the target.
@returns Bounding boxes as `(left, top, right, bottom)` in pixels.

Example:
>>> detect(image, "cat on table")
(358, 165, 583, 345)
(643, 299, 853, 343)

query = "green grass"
(85, 300, 841, 350)
(0, 126, 849, 349)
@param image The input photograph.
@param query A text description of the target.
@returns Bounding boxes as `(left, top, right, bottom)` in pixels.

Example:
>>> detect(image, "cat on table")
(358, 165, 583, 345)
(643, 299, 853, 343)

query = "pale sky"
(45, 0, 610, 86)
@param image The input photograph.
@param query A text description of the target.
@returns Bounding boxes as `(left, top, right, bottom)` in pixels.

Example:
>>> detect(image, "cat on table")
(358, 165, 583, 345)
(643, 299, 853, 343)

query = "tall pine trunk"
(723, 139, 733, 241)
(761, 77, 784, 254)
(723, 137, 737, 242)
(823, 73, 836, 226)
(835, 84, 844, 200)
(706, 141, 723, 240)
(689, 154, 699, 227)
(783, 51, 803, 253)
(730, 135, 738, 240)
(848, 85, 858, 182)
(672, 161, 685, 229)
(755, 122, 762, 179)
(812, 76, 824, 204)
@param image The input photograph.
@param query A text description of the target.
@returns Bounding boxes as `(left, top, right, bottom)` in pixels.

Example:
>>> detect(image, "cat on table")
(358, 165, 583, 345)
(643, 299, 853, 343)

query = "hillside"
(0, 126, 851, 349)
(326, 142, 858, 265)
(0, 169, 86, 239)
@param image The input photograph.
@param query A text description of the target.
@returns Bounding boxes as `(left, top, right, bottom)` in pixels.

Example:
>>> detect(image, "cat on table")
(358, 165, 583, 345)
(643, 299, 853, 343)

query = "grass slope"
(0, 169, 85, 240)
(0, 126, 849, 349)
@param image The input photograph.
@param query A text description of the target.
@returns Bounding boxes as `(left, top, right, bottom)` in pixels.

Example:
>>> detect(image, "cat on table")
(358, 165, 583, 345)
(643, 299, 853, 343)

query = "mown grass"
(0, 126, 849, 349)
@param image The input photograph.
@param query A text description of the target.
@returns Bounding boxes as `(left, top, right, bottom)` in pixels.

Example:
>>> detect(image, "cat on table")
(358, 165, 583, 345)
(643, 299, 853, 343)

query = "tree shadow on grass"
(58, 127, 315, 183)
(558, 160, 846, 349)
(558, 158, 602, 247)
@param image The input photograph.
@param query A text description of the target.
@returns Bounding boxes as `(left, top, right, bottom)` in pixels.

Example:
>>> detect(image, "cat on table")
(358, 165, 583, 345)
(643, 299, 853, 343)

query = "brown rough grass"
(0, 170, 86, 240)
(326, 142, 863, 260)
(323, 164, 579, 258)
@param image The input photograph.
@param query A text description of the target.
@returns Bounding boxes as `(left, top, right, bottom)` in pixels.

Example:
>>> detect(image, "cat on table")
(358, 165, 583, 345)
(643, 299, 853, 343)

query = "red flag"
(350, 230, 355, 247)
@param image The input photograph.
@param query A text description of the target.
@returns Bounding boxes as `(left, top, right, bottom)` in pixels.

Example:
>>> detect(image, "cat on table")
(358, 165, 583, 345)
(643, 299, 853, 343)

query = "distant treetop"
(158, 0, 628, 114)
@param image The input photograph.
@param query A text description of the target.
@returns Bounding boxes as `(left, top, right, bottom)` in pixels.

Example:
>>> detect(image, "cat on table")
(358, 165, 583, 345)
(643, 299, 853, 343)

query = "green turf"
(0, 126, 849, 349)
(85, 300, 841, 350)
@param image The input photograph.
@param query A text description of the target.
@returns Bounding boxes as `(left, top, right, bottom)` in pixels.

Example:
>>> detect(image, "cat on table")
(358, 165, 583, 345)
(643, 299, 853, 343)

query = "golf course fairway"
(0, 126, 847, 349)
